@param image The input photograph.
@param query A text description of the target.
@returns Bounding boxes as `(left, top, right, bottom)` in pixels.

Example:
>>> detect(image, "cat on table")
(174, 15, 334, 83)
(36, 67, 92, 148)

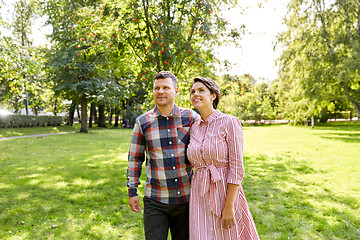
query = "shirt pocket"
(176, 127, 190, 145)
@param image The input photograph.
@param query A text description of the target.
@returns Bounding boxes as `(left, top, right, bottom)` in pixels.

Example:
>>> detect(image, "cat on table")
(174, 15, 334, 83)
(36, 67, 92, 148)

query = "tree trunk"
(109, 107, 114, 125)
(77, 105, 81, 122)
(53, 98, 58, 116)
(89, 103, 95, 128)
(80, 96, 88, 133)
(114, 107, 120, 127)
(67, 104, 76, 126)
(93, 104, 98, 124)
(98, 104, 106, 127)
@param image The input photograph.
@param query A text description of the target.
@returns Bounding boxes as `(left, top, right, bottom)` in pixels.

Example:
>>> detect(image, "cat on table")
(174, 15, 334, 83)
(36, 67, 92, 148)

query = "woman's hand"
(222, 183, 239, 230)
(221, 205, 235, 229)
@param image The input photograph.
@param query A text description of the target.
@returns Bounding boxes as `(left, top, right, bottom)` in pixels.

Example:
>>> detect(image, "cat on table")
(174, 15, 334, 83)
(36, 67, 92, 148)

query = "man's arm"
(127, 121, 146, 212)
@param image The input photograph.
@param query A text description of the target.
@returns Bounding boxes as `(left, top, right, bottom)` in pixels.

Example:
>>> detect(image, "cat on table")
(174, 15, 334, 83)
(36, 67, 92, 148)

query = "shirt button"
(168, 129, 170, 132)
(169, 141, 172, 144)
(173, 166, 176, 170)
(177, 191, 180, 194)
(171, 154, 174, 157)
(175, 179, 178, 182)
(167, 117, 169, 120)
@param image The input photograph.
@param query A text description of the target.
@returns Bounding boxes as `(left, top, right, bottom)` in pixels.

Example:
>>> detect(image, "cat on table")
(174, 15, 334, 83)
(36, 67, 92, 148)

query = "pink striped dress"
(187, 110, 259, 240)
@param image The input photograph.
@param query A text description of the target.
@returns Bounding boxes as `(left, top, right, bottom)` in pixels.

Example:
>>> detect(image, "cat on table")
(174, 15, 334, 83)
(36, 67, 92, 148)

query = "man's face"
(153, 77, 178, 108)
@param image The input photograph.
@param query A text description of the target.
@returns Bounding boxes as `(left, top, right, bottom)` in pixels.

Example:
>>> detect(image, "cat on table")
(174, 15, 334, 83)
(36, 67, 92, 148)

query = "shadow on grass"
(306, 123, 360, 143)
(0, 129, 145, 239)
(315, 132, 360, 143)
(243, 154, 360, 240)
(313, 121, 360, 132)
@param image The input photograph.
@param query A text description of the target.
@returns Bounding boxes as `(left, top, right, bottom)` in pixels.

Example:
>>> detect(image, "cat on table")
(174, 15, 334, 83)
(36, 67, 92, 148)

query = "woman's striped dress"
(187, 110, 259, 240)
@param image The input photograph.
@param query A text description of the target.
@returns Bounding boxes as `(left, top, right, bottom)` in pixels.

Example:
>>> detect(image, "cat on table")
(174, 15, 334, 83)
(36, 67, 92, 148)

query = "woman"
(187, 77, 259, 239)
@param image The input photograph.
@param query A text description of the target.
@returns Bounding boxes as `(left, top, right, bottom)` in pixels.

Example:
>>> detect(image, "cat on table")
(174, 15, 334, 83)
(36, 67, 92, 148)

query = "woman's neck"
(199, 107, 215, 121)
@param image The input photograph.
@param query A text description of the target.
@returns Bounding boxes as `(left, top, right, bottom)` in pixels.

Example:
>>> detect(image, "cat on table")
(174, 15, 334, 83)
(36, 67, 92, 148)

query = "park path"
(0, 132, 75, 141)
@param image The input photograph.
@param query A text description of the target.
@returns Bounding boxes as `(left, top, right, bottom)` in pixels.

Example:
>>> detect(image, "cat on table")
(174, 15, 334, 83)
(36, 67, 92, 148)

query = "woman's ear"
(212, 93, 217, 101)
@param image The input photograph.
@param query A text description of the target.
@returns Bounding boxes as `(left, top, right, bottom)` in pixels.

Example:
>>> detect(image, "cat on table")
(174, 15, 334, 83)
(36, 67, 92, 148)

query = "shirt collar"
(200, 109, 220, 124)
(154, 104, 180, 118)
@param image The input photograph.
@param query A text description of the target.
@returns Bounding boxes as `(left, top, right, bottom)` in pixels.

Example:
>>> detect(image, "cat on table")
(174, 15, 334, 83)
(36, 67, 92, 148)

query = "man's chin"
(156, 101, 166, 106)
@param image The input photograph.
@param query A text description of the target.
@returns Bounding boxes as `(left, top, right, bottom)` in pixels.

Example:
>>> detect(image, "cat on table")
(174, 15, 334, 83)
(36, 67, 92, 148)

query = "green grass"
(0, 124, 81, 138)
(0, 123, 359, 239)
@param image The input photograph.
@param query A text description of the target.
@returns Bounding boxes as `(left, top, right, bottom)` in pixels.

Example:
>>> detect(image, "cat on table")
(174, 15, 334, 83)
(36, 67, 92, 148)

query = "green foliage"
(277, 0, 360, 124)
(0, 1, 50, 114)
(0, 114, 63, 128)
(217, 74, 278, 121)
(113, 0, 243, 107)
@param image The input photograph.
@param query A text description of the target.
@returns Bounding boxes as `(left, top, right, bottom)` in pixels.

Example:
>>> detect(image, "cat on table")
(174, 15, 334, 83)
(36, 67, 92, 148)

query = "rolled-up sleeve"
(127, 120, 146, 197)
(225, 116, 244, 185)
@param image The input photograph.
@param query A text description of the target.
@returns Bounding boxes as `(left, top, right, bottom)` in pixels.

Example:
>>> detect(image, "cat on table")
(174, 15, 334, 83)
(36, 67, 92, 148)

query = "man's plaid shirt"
(127, 104, 199, 204)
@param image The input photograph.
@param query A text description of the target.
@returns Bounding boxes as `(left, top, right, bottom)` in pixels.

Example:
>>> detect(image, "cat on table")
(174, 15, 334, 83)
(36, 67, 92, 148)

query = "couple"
(127, 71, 259, 240)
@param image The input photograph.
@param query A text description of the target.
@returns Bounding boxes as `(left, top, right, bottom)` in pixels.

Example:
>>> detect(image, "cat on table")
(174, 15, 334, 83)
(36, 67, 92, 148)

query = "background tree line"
(0, 0, 358, 133)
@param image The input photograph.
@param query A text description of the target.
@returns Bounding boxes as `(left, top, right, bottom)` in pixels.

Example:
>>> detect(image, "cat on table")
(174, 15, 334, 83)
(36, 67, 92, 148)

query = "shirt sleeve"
(225, 116, 244, 185)
(127, 119, 146, 197)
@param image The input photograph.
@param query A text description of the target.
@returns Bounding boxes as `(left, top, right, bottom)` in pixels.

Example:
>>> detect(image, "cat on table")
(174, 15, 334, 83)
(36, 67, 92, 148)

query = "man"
(127, 71, 199, 240)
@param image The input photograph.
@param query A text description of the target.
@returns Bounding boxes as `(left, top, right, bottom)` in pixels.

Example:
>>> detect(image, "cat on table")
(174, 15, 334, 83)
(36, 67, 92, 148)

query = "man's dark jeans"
(143, 196, 189, 240)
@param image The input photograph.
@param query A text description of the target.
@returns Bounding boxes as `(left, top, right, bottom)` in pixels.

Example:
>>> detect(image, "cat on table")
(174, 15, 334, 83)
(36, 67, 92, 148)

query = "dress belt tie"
(195, 164, 228, 217)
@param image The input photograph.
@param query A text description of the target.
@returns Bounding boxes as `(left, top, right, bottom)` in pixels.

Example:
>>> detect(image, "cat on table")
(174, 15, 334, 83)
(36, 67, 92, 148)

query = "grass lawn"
(0, 122, 359, 239)
(0, 124, 80, 138)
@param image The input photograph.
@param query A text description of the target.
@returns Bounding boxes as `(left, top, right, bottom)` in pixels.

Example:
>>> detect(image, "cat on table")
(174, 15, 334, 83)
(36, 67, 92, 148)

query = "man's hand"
(128, 196, 141, 212)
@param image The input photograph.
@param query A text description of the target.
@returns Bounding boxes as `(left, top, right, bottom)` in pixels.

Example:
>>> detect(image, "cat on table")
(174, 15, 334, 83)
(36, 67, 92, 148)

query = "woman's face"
(190, 81, 216, 110)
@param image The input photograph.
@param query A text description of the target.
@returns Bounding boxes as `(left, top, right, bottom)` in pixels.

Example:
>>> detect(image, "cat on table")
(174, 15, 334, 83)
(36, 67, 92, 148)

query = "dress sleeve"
(225, 116, 244, 185)
(127, 119, 146, 197)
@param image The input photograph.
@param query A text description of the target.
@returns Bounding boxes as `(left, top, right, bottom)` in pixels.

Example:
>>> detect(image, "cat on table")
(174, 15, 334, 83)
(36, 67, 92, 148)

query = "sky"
(218, 0, 289, 81)
(1, 0, 289, 81)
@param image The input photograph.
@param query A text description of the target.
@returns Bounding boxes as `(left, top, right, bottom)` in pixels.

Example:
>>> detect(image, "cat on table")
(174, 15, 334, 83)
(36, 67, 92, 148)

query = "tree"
(0, 0, 47, 114)
(115, 0, 244, 107)
(43, 0, 130, 132)
(277, 0, 359, 124)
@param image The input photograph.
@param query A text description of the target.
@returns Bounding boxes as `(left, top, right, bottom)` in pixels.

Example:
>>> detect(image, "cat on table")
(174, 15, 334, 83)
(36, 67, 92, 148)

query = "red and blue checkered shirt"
(127, 104, 199, 204)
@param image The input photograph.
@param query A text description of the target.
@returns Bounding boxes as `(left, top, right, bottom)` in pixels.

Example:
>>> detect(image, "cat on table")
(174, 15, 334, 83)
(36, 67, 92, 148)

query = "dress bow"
(198, 164, 224, 217)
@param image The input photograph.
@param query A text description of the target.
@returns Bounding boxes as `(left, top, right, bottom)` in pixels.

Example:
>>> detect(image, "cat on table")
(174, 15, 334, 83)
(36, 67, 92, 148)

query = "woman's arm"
(221, 183, 239, 229)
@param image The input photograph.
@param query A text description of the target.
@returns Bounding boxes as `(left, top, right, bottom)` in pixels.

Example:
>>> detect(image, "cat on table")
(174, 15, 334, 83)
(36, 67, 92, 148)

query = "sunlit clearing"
(0, 109, 12, 116)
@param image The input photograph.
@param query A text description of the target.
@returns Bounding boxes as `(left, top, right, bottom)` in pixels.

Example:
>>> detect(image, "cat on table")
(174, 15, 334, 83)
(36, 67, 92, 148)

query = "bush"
(0, 114, 63, 128)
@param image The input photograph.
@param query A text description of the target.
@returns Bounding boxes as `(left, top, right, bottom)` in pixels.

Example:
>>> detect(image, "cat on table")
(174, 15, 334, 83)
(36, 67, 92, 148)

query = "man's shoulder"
(135, 109, 156, 124)
(177, 107, 199, 118)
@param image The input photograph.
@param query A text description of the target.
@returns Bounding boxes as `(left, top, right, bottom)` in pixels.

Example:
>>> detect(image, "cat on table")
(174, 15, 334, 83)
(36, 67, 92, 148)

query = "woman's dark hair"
(192, 77, 221, 109)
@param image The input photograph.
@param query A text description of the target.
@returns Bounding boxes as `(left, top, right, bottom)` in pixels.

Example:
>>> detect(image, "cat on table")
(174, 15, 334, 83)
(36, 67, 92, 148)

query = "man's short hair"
(154, 71, 177, 88)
